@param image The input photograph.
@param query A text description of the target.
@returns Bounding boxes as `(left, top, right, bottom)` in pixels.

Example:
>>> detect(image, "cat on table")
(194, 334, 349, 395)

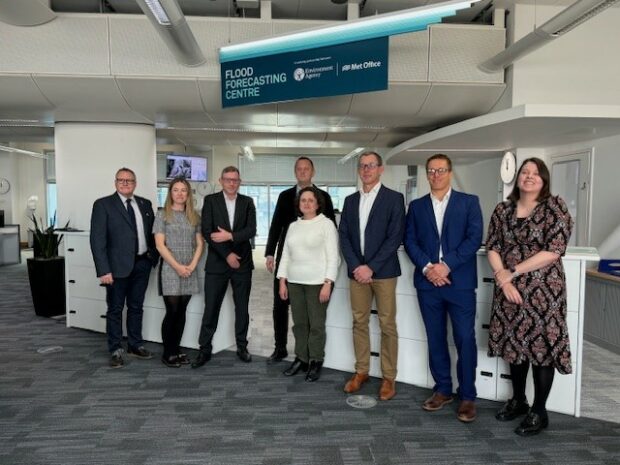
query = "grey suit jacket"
(201, 191, 256, 274)
(90, 192, 158, 278)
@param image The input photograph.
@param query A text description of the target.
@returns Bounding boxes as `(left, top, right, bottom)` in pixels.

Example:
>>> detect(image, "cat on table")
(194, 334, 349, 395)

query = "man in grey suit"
(192, 166, 257, 368)
(90, 167, 159, 368)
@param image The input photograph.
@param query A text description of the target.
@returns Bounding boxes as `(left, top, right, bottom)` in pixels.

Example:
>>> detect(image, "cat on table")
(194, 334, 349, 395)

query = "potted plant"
(27, 213, 68, 317)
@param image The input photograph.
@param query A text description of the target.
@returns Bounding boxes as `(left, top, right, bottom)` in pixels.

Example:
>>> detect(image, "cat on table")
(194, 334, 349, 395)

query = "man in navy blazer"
(192, 166, 257, 368)
(90, 167, 159, 368)
(339, 151, 405, 401)
(404, 154, 483, 422)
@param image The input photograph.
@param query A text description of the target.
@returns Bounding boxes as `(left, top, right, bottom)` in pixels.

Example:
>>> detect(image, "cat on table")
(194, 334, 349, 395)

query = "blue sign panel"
(220, 37, 388, 108)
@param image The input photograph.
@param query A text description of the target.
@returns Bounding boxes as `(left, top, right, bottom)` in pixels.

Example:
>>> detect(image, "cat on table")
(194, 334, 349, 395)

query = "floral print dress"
(486, 195, 574, 374)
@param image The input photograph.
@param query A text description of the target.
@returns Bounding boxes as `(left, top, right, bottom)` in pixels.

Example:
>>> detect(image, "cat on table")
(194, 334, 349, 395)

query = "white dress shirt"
(358, 182, 381, 255)
(117, 192, 147, 255)
(224, 194, 237, 229)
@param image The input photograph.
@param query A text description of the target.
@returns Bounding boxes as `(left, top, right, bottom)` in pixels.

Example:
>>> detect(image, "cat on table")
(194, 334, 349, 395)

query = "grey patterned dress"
(153, 210, 201, 296)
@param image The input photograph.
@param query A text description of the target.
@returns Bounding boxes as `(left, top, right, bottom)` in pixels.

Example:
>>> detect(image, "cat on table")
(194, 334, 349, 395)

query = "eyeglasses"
(221, 177, 241, 184)
(116, 178, 136, 184)
(426, 168, 450, 176)
(358, 162, 380, 171)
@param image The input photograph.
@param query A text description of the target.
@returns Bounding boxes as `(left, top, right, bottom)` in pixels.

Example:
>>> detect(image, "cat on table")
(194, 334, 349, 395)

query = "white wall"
(0, 151, 47, 242)
(538, 134, 620, 257)
(510, 4, 620, 107)
(0, 152, 17, 229)
(55, 123, 157, 231)
(453, 157, 503, 237)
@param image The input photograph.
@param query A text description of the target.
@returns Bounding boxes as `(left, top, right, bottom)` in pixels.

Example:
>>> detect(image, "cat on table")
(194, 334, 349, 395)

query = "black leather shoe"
(236, 347, 252, 363)
(496, 398, 530, 421)
(266, 347, 288, 364)
(191, 350, 211, 369)
(161, 355, 181, 368)
(515, 411, 549, 436)
(109, 349, 125, 368)
(127, 346, 153, 360)
(283, 358, 308, 376)
(305, 361, 323, 382)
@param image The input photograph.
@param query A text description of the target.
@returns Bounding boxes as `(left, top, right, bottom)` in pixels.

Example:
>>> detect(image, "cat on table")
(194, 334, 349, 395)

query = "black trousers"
(272, 277, 290, 349)
(199, 270, 251, 353)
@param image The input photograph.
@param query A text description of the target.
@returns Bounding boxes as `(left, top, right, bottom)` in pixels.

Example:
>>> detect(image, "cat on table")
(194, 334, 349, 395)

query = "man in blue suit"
(340, 151, 405, 401)
(90, 167, 159, 368)
(404, 154, 483, 422)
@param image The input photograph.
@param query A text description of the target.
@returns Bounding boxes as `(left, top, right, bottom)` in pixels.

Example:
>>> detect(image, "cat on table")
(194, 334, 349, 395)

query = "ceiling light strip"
(219, 0, 478, 63)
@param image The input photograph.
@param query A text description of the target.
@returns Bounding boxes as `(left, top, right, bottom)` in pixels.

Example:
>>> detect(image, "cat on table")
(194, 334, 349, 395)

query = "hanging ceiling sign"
(220, 36, 388, 108)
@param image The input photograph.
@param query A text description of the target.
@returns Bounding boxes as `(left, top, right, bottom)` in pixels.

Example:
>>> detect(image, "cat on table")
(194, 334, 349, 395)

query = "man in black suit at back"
(192, 166, 257, 368)
(264, 157, 335, 363)
(90, 167, 159, 368)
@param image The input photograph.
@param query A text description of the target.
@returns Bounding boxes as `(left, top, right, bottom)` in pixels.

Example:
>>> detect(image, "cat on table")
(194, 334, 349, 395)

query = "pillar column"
(54, 123, 156, 230)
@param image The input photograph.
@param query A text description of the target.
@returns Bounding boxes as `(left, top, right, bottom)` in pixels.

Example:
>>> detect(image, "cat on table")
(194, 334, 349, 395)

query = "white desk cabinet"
(325, 247, 599, 417)
(63, 232, 237, 353)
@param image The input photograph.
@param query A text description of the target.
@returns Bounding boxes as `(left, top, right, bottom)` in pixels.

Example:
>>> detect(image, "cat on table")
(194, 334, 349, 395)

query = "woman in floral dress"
(486, 157, 573, 436)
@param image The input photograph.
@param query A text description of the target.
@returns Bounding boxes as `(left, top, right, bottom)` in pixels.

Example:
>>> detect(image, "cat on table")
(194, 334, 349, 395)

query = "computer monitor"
(165, 154, 207, 182)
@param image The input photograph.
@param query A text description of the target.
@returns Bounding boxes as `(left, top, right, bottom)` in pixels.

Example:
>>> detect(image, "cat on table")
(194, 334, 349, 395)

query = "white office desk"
(0, 225, 20, 266)
(62, 232, 236, 354)
(324, 247, 599, 417)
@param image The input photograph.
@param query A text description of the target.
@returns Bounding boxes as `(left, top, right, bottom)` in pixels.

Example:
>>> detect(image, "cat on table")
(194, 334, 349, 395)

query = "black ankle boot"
(305, 361, 323, 382)
(283, 358, 308, 376)
(514, 411, 549, 436)
(496, 398, 530, 421)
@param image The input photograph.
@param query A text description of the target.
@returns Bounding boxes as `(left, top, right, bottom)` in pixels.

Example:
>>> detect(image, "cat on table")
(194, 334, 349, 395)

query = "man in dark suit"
(404, 153, 483, 423)
(90, 167, 159, 368)
(339, 151, 405, 401)
(264, 156, 335, 363)
(192, 166, 256, 368)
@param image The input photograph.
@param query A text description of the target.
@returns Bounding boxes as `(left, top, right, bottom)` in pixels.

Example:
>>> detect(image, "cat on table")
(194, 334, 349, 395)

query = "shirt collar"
(360, 182, 382, 196)
(431, 187, 451, 203)
(117, 192, 134, 202)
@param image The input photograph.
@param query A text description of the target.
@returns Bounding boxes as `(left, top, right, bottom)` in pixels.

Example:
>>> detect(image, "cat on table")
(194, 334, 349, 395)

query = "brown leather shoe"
(343, 373, 369, 394)
(422, 392, 454, 411)
(457, 400, 477, 423)
(379, 378, 396, 401)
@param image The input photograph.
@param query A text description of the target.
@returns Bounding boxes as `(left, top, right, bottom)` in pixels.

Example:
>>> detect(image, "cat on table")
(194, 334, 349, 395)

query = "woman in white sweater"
(277, 186, 340, 382)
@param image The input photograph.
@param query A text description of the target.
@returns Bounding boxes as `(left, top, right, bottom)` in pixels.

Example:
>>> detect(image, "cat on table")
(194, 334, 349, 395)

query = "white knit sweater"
(276, 213, 340, 285)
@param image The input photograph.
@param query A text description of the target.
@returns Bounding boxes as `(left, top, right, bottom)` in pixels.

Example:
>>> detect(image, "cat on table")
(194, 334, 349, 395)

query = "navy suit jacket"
(403, 190, 483, 290)
(90, 192, 158, 278)
(201, 191, 256, 274)
(339, 185, 405, 280)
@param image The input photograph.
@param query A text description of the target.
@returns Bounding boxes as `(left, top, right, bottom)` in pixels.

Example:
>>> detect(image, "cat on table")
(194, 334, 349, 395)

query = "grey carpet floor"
(1, 261, 620, 465)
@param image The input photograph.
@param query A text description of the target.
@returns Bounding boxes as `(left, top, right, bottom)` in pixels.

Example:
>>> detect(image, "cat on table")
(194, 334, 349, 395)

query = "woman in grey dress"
(154, 177, 204, 367)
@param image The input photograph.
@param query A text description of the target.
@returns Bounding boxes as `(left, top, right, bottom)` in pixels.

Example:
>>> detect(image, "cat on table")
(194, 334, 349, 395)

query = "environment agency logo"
(293, 68, 305, 81)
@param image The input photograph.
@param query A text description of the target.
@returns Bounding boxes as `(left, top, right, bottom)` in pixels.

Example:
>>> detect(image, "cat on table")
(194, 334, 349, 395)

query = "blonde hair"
(163, 177, 200, 226)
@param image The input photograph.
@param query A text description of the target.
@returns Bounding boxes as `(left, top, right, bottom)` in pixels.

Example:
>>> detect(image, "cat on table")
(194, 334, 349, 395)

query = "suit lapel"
(424, 195, 439, 237)
(232, 195, 244, 231)
(113, 193, 133, 228)
(441, 191, 458, 237)
(349, 192, 362, 249)
(366, 185, 383, 226)
(217, 192, 232, 230)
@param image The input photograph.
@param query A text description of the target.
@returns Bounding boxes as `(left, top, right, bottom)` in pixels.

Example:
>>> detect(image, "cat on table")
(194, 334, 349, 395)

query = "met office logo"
(293, 68, 305, 81)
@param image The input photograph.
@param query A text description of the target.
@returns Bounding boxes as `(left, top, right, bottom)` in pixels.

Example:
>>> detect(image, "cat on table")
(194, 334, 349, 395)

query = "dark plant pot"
(27, 257, 66, 317)
(32, 236, 59, 258)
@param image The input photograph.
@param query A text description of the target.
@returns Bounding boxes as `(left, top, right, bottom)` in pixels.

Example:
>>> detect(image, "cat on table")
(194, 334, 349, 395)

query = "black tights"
(510, 362, 555, 417)
(162, 295, 192, 359)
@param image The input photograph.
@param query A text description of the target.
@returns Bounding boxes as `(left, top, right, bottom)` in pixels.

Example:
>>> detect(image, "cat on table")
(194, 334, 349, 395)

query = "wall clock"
(500, 151, 517, 184)
(0, 177, 10, 194)
(196, 182, 212, 197)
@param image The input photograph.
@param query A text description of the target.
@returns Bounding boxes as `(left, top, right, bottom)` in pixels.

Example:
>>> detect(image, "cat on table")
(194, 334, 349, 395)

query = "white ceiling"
(385, 104, 620, 164)
(0, 0, 503, 156)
